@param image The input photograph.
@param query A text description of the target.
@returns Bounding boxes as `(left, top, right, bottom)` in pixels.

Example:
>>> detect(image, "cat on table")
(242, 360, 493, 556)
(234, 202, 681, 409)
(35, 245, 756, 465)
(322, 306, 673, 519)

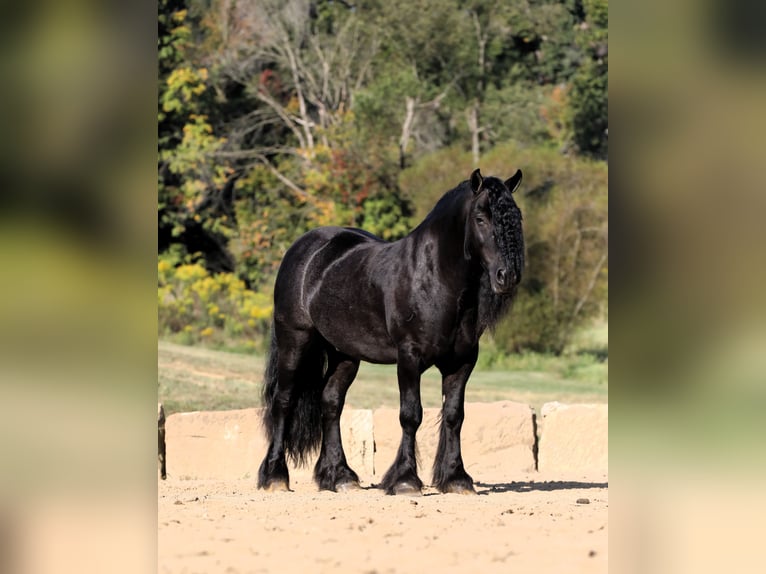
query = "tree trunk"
(467, 102, 480, 167)
(399, 96, 416, 169)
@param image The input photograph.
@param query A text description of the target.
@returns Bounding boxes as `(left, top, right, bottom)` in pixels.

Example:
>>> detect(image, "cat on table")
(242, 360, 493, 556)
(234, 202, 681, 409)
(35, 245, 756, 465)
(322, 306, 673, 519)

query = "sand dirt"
(159, 471, 607, 573)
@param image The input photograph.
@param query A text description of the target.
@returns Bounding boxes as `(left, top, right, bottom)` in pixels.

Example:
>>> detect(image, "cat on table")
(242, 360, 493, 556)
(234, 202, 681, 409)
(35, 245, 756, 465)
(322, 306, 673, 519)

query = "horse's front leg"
(380, 352, 423, 495)
(433, 347, 479, 494)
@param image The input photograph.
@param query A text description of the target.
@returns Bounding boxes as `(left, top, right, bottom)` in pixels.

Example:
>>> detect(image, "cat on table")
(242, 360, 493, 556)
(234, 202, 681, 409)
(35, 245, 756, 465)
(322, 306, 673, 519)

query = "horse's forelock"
(486, 180, 525, 274)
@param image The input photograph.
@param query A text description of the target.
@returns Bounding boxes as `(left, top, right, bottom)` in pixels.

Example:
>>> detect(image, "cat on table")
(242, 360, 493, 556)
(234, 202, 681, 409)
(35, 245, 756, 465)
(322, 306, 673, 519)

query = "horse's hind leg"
(258, 327, 318, 491)
(314, 349, 360, 492)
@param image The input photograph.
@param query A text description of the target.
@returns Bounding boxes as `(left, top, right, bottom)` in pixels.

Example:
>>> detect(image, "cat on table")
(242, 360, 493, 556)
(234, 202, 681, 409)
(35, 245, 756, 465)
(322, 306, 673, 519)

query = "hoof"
(263, 480, 289, 492)
(336, 481, 361, 493)
(444, 483, 477, 495)
(393, 482, 422, 496)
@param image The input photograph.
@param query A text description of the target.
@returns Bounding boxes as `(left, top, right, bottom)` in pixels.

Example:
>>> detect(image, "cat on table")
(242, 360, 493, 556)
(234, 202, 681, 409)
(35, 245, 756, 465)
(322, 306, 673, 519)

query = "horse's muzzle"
(492, 267, 514, 294)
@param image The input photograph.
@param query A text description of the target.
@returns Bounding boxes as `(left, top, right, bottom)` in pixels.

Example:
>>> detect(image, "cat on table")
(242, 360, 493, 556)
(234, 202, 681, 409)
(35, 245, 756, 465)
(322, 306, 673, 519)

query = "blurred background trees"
(158, 0, 608, 355)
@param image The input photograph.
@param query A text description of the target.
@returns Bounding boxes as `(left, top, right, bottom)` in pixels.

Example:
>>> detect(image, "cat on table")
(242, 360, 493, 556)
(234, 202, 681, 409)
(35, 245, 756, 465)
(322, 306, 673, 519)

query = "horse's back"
(272, 226, 383, 323)
(280, 226, 382, 274)
(274, 227, 398, 362)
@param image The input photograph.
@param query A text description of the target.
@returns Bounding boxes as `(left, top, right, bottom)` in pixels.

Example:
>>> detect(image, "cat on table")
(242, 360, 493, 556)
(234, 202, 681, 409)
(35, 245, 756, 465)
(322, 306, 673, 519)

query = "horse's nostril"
(496, 268, 507, 285)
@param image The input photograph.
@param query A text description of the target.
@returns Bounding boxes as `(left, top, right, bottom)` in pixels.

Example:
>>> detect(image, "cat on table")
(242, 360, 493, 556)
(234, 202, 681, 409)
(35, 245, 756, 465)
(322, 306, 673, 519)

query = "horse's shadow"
(474, 480, 608, 495)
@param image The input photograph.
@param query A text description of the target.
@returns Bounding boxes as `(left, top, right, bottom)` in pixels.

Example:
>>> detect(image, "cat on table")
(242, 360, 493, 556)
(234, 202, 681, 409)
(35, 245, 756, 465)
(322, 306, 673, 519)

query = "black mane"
(478, 272, 513, 332)
(484, 176, 525, 284)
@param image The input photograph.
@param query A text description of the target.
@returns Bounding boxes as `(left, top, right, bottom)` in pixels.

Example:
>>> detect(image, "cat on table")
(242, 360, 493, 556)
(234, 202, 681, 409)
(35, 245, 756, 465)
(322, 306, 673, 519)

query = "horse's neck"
(409, 195, 481, 295)
(415, 187, 467, 247)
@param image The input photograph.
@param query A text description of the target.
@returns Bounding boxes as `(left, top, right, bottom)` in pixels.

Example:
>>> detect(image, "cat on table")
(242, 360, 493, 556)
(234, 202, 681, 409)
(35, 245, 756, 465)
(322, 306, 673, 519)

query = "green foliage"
(367, 0, 470, 87)
(570, 0, 608, 158)
(303, 110, 412, 238)
(482, 82, 552, 147)
(160, 66, 208, 115)
(570, 57, 608, 158)
(399, 146, 475, 219)
(353, 66, 422, 143)
(158, 0, 237, 270)
(158, 253, 273, 352)
(159, 112, 230, 222)
(494, 292, 562, 354)
(360, 194, 413, 240)
(583, 0, 609, 34)
(230, 163, 317, 288)
(503, 0, 581, 84)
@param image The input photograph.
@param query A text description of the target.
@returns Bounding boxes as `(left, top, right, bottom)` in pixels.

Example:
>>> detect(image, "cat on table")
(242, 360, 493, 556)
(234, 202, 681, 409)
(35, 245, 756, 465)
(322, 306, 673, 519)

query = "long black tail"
(261, 326, 325, 466)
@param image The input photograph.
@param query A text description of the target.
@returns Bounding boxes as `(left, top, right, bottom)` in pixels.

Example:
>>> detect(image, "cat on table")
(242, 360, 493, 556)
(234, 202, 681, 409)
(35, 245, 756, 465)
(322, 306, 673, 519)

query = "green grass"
(159, 327, 607, 417)
(158, 341, 267, 414)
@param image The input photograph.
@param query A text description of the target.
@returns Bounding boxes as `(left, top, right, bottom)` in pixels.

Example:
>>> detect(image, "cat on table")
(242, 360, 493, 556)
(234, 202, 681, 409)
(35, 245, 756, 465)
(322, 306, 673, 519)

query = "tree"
(158, 0, 242, 276)
(201, 0, 379, 180)
(569, 0, 608, 158)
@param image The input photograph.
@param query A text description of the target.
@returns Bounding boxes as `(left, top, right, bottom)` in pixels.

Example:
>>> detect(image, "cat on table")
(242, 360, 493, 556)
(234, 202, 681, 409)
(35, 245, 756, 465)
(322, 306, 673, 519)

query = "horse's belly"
(316, 314, 397, 363)
(326, 329, 398, 364)
(309, 291, 397, 364)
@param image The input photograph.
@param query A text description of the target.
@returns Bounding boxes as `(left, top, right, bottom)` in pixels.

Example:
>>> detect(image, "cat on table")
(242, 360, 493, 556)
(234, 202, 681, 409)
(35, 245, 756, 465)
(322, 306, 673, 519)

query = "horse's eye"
(475, 216, 486, 226)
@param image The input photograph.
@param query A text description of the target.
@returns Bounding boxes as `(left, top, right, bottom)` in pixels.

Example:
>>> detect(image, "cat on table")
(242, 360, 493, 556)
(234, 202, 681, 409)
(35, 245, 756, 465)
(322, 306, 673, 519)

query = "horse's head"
(465, 168, 525, 295)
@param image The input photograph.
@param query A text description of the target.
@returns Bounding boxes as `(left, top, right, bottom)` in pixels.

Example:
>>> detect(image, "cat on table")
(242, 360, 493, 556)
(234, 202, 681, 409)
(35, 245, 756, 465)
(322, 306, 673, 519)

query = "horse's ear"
(470, 168, 483, 194)
(504, 169, 523, 194)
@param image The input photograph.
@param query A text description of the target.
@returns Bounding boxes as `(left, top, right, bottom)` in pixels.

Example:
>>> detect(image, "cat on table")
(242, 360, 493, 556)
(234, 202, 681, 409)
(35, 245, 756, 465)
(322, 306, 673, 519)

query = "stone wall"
(162, 401, 607, 483)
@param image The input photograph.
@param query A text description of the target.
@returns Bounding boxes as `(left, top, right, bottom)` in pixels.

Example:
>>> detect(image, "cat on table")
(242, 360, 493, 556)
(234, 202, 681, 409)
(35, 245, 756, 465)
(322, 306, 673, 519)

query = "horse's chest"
(406, 303, 479, 360)
(448, 309, 481, 354)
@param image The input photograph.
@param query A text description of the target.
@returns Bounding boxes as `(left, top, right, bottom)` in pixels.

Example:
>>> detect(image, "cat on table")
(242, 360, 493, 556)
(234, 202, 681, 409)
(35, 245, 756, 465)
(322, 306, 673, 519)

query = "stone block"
(372, 401, 536, 484)
(537, 402, 608, 476)
(165, 407, 375, 482)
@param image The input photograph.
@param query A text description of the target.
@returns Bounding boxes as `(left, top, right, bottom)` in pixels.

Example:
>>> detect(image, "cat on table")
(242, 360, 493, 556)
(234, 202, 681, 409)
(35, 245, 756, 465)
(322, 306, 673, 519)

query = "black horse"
(258, 168, 525, 495)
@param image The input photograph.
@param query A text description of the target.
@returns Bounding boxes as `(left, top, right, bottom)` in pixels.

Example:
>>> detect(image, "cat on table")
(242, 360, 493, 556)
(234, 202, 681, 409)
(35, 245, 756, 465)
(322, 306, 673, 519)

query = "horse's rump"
(274, 226, 397, 363)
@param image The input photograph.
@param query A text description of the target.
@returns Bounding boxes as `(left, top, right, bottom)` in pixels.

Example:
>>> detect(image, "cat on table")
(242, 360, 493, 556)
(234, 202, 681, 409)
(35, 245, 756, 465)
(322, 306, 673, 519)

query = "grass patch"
(158, 341, 266, 415)
(159, 332, 607, 418)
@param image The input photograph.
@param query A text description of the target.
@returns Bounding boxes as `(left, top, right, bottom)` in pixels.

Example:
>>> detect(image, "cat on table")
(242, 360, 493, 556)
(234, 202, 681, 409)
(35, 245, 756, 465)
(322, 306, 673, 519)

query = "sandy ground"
(159, 472, 608, 573)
